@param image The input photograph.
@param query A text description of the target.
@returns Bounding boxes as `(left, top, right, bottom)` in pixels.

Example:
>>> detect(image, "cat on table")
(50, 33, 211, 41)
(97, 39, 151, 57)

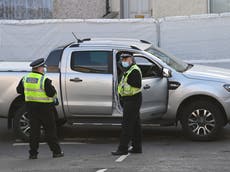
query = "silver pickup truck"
(1, 38, 230, 141)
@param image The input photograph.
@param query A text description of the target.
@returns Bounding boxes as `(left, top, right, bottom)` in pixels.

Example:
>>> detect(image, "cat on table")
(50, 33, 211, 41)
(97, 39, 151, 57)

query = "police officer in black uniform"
(17, 58, 64, 159)
(112, 52, 142, 155)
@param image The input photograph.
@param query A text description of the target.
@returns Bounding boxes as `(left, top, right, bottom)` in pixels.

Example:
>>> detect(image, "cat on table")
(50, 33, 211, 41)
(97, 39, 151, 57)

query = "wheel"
(13, 105, 45, 141)
(180, 100, 224, 141)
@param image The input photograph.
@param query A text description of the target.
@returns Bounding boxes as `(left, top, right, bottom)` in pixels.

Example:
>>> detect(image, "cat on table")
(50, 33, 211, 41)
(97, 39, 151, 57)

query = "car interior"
(116, 51, 163, 81)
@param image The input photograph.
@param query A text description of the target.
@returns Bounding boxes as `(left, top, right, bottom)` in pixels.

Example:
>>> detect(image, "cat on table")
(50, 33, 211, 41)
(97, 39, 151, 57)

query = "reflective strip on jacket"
(118, 64, 142, 97)
(23, 72, 54, 103)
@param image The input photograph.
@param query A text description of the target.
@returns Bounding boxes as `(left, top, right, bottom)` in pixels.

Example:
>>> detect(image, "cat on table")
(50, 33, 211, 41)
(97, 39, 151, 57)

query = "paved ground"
(1, 118, 230, 172)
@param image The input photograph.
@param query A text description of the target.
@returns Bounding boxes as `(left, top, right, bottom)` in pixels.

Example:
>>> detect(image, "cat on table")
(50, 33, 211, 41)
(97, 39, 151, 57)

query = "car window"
(135, 56, 162, 78)
(46, 49, 63, 73)
(71, 51, 113, 74)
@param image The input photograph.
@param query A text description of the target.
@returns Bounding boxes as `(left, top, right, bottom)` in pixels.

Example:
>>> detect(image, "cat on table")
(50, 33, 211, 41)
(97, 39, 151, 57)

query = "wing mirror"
(162, 68, 172, 78)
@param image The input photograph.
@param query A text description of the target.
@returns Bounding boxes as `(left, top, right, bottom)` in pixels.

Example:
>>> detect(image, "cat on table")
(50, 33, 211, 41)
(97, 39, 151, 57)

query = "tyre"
(180, 100, 224, 141)
(13, 105, 45, 141)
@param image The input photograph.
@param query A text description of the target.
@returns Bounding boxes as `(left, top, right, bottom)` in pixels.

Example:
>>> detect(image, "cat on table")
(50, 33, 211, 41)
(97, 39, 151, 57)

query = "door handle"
(70, 77, 83, 82)
(143, 84, 150, 89)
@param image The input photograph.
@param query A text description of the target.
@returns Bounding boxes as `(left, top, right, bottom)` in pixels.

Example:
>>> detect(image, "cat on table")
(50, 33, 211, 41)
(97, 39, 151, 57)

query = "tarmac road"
(1, 118, 230, 172)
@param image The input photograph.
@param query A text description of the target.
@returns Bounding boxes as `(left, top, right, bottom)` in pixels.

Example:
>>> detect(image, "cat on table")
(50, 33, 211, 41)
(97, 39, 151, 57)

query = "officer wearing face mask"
(112, 52, 142, 155)
(16, 58, 63, 159)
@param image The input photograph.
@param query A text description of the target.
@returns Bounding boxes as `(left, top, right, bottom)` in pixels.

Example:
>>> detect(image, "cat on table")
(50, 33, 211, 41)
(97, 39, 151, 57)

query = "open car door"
(114, 51, 168, 120)
(134, 55, 168, 119)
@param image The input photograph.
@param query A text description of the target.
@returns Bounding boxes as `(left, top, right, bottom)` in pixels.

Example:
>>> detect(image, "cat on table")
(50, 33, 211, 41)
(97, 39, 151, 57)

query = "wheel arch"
(8, 95, 25, 129)
(176, 95, 227, 126)
(8, 95, 63, 129)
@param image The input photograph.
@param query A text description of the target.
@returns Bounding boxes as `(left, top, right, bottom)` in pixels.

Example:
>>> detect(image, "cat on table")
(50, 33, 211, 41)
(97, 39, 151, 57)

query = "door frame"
(112, 49, 123, 116)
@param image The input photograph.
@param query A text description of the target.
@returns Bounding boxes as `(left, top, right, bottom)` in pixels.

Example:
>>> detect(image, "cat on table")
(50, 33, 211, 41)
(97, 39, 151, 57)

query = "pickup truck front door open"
(114, 51, 168, 119)
(135, 55, 168, 119)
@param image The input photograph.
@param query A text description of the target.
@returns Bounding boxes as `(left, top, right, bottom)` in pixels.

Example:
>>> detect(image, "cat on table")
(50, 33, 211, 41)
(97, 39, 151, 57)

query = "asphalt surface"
(1, 117, 230, 172)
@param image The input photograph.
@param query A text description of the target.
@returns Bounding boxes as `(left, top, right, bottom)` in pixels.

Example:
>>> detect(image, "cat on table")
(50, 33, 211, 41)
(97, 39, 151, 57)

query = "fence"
(0, 19, 157, 61)
(159, 13, 230, 63)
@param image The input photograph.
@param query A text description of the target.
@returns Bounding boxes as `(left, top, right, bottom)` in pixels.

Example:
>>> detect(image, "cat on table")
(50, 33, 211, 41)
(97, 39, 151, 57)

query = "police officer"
(16, 58, 64, 159)
(112, 52, 142, 155)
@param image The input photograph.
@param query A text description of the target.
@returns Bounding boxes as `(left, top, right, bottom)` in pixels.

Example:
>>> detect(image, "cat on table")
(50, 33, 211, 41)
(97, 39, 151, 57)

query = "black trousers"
(118, 93, 142, 151)
(27, 103, 62, 156)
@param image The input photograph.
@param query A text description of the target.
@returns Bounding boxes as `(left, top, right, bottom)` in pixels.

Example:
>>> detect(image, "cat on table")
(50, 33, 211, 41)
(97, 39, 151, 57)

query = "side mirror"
(162, 68, 172, 78)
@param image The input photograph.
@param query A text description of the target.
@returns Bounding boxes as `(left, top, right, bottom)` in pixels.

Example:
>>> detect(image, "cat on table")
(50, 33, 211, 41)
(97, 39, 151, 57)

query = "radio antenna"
(72, 32, 82, 43)
(71, 32, 91, 43)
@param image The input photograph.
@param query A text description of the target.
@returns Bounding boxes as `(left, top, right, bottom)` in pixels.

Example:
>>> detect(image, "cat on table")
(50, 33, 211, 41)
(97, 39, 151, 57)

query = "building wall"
(0, 0, 107, 19)
(211, 0, 230, 13)
(53, 0, 106, 19)
(111, 0, 208, 18)
(0, 0, 53, 19)
(110, 0, 120, 12)
(153, 0, 208, 18)
(0, 0, 208, 20)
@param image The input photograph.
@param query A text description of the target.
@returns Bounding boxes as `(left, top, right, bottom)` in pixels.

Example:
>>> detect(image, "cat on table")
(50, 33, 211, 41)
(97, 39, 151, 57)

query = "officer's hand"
(54, 98, 59, 106)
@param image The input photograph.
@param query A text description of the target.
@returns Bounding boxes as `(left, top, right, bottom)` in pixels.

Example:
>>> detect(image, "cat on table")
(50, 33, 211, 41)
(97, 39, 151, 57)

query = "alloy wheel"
(19, 112, 44, 138)
(188, 109, 216, 136)
(19, 112, 30, 137)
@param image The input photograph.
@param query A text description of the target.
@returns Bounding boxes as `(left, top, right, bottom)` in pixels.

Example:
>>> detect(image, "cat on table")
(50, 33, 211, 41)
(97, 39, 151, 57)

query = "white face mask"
(44, 67, 47, 74)
(121, 61, 130, 68)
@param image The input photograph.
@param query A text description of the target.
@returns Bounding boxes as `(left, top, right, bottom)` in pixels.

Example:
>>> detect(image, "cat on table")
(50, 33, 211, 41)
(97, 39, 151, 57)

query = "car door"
(65, 50, 113, 116)
(134, 55, 168, 118)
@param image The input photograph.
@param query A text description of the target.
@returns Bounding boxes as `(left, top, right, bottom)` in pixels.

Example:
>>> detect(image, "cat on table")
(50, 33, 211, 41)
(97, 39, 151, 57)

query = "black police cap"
(120, 52, 133, 59)
(30, 58, 46, 68)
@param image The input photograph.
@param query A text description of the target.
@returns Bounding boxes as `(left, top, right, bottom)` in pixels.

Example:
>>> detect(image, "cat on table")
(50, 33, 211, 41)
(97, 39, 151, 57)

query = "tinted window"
(71, 51, 112, 74)
(46, 49, 63, 73)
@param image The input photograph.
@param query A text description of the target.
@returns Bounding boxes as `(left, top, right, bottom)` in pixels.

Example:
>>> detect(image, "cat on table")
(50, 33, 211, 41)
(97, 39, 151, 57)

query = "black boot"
(128, 148, 142, 153)
(53, 152, 64, 158)
(111, 150, 128, 156)
(29, 154, 38, 159)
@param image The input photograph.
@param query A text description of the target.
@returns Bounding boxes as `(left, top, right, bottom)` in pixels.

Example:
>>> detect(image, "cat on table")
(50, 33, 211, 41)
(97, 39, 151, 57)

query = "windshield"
(146, 46, 189, 72)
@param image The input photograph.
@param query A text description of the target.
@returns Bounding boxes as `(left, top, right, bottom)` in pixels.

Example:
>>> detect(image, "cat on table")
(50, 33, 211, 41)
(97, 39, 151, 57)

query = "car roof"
(68, 38, 153, 51)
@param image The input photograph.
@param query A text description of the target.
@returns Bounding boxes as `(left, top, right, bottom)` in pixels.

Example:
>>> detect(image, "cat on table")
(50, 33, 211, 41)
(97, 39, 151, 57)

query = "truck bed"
(0, 62, 31, 72)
